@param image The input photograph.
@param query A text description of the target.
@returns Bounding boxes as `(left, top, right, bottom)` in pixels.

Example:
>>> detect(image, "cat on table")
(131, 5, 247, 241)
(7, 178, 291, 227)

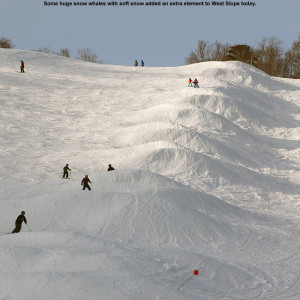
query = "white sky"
(0, 0, 299, 66)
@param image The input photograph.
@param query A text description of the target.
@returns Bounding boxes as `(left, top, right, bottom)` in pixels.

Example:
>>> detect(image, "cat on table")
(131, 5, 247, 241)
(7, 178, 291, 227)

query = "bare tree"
(256, 37, 267, 70)
(193, 40, 210, 62)
(60, 47, 71, 58)
(185, 40, 228, 64)
(284, 33, 300, 78)
(210, 41, 229, 61)
(77, 48, 100, 63)
(33, 46, 71, 58)
(0, 37, 15, 48)
(185, 51, 200, 64)
(33, 46, 56, 54)
(255, 36, 283, 76)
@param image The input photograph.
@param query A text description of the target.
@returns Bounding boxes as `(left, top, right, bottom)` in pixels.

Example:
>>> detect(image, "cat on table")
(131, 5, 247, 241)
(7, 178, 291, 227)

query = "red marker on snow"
(177, 268, 201, 291)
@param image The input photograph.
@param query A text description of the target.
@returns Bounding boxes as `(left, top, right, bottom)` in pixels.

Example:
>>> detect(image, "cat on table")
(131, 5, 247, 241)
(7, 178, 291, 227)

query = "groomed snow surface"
(0, 49, 299, 300)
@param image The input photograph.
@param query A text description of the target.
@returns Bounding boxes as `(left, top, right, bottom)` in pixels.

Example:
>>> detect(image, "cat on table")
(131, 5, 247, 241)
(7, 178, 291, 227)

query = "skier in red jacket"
(20, 60, 25, 73)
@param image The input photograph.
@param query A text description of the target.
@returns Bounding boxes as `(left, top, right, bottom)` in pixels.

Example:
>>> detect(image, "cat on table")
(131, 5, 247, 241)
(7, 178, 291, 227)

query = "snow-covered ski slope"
(0, 49, 299, 299)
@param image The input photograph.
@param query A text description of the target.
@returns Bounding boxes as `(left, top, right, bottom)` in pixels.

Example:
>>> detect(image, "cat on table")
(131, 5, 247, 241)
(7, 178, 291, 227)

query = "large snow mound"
(0, 49, 299, 299)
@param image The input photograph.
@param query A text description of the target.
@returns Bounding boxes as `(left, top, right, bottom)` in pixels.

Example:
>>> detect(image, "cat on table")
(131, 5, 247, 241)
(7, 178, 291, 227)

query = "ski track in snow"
(0, 49, 299, 299)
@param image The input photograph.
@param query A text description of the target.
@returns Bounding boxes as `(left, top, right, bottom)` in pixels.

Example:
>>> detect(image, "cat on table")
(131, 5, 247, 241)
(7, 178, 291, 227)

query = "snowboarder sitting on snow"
(62, 164, 71, 179)
(81, 175, 92, 190)
(188, 78, 193, 87)
(134, 60, 138, 66)
(193, 78, 199, 88)
(107, 164, 115, 171)
(20, 60, 24, 73)
(12, 211, 27, 233)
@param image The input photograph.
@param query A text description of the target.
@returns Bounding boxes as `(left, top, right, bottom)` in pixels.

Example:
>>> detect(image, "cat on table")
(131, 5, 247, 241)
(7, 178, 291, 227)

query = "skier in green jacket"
(62, 164, 71, 178)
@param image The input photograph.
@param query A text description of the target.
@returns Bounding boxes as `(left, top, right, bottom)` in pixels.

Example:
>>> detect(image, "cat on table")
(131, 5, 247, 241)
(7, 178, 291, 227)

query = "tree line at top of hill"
(1, 35, 300, 78)
(185, 35, 300, 79)
(0, 38, 104, 64)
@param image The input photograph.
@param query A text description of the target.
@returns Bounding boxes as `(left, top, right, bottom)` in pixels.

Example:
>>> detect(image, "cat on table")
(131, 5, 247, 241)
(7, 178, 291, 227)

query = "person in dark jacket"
(81, 175, 92, 190)
(62, 164, 71, 178)
(12, 211, 27, 233)
(107, 164, 115, 171)
(141, 60, 144, 67)
(193, 78, 199, 88)
(20, 60, 25, 73)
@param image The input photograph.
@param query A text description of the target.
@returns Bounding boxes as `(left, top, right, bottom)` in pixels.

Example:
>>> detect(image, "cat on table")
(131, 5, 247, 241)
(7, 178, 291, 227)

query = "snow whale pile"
(0, 49, 299, 299)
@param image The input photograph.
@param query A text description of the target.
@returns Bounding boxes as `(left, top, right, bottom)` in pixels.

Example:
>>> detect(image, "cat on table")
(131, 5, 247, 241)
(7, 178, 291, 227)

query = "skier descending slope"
(107, 164, 115, 171)
(62, 164, 71, 179)
(11, 211, 27, 233)
(81, 175, 92, 191)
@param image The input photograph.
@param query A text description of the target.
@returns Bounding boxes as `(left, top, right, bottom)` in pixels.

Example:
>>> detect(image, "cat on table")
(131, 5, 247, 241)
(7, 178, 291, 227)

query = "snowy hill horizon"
(0, 48, 299, 299)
